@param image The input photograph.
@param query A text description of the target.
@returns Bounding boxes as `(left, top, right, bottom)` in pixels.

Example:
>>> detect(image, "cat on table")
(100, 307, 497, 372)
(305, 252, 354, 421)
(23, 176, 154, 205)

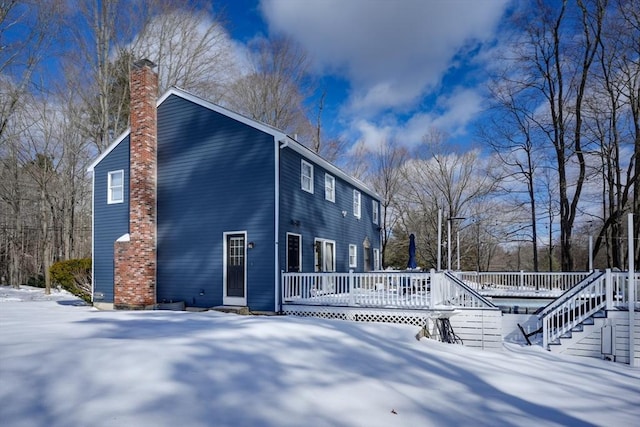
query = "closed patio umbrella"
(407, 233, 417, 269)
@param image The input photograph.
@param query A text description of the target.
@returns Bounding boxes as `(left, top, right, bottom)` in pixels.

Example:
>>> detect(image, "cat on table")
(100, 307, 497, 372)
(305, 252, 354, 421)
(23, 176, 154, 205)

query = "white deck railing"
(540, 270, 640, 348)
(281, 270, 495, 309)
(540, 272, 606, 348)
(458, 271, 590, 293)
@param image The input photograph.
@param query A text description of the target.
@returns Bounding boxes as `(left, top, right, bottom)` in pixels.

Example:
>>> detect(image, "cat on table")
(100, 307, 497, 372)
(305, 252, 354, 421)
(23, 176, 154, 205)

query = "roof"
(87, 87, 379, 199)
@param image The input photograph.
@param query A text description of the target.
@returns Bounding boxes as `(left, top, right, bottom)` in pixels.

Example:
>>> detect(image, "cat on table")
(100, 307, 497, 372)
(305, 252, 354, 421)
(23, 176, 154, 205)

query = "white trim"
(91, 171, 95, 302)
(86, 86, 379, 202)
(373, 248, 380, 270)
(325, 173, 335, 202)
(87, 87, 288, 173)
(314, 238, 336, 272)
(286, 233, 303, 273)
(223, 231, 248, 306)
(349, 244, 357, 268)
(301, 159, 314, 193)
(372, 200, 379, 225)
(116, 233, 130, 242)
(274, 138, 280, 312)
(87, 131, 130, 172)
(353, 190, 361, 218)
(158, 87, 288, 139)
(282, 135, 380, 200)
(107, 170, 124, 204)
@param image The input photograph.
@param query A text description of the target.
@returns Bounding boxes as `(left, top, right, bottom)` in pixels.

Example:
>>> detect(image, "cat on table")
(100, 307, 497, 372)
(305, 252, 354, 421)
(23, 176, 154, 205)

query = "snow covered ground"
(1, 286, 639, 427)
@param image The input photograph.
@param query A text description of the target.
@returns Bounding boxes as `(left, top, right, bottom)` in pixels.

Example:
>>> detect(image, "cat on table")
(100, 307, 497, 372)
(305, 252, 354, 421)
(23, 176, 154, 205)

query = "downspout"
(274, 138, 282, 313)
(90, 171, 95, 303)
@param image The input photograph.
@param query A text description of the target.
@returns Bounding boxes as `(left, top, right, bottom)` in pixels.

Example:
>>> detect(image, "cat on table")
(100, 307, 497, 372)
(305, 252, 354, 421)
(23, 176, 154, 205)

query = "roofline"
(87, 129, 130, 172)
(86, 87, 380, 199)
(281, 135, 380, 199)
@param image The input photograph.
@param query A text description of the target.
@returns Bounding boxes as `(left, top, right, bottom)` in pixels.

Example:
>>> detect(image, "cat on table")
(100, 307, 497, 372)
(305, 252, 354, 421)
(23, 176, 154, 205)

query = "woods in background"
(1, 0, 639, 290)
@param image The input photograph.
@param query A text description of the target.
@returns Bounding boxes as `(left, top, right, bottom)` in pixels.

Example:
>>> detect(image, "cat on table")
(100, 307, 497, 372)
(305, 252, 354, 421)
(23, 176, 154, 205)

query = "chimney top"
(133, 58, 156, 70)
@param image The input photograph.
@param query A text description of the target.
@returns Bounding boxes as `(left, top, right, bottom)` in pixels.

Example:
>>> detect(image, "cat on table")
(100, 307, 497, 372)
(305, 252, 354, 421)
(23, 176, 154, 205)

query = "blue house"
(88, 60, 381, 313)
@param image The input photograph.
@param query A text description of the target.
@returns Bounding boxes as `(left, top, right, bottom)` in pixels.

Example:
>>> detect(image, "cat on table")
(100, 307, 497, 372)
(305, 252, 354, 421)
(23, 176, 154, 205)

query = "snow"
(1, 286, 639, 427)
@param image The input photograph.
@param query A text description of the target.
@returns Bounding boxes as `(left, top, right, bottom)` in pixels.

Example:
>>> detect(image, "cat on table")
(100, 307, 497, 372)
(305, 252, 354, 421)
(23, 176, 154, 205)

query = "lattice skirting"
(282, 304, 504, 350)
(282, 304, 437, 326)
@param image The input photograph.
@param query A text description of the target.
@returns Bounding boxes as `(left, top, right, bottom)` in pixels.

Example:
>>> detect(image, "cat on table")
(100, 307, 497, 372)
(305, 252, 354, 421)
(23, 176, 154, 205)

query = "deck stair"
(539, 270, 607, 349)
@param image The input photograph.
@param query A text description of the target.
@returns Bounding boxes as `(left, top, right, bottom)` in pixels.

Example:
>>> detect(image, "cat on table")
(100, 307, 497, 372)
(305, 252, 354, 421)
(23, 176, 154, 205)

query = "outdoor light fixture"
(248, 242, 255, 249)
(341, 210, 348, 217)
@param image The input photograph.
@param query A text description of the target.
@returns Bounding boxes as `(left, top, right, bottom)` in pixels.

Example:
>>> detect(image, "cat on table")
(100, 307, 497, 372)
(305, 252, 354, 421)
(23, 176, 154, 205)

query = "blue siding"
(278, 148, 381, 274)
(156, 95, 276, 311)
(93, 137, 130, 303)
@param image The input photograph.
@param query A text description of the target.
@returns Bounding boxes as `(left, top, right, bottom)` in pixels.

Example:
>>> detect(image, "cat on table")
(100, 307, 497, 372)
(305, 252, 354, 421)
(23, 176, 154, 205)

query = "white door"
(223, 232, 247, 306)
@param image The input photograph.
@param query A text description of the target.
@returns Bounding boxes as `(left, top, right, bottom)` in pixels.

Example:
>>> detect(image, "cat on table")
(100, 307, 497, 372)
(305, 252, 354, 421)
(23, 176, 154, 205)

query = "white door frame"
(223, 231, 247, 306)
(286, 232, 303, 272)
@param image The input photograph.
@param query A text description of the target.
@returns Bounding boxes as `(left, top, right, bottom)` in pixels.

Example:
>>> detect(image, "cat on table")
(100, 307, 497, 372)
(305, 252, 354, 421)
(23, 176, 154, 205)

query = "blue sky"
(218, 0, 512, 151)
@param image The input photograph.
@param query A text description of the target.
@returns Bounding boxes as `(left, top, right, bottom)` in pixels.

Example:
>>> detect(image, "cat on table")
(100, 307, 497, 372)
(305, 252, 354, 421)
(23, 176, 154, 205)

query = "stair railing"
(541, 271, 607, 349)
(433, 271, 497, 308)
(537, 270, 603, 318)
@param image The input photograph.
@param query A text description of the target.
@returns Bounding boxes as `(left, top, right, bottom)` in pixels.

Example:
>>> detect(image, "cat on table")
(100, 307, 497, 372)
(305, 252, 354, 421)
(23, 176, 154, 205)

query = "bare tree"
(393, 131, 499, 269)
(225, 35, 314, 141)
(482, 81, 547, 270)
(0, 0, 64, 287)
(495, 0, 606, 271)
(132, 5, 236, 99)
(68, 0, 233, 152)
(580, 0, 639, 268)
(0, 1, 61, 142)
(358, 139, 408, 268)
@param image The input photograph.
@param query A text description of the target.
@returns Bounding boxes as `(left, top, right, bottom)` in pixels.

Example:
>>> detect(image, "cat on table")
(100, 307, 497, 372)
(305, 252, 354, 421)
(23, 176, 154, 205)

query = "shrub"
(23, 274, 45, 288)
(49, 258, 92, 302)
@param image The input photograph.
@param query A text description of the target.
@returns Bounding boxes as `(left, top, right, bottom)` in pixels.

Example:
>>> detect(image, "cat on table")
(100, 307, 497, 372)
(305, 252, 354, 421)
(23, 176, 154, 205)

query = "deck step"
(211, 305, 250, 315)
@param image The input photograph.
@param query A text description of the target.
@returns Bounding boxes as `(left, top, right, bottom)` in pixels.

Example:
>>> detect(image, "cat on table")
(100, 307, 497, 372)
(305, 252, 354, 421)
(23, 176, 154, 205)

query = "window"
(314, 239, 336, 272)
(301, 160, 313, 193)
(108, 170, 124, 204)
(349, 244, 357, 268)
(353, 190, 361, 218)
(372, 200, 379, 224)
(325, 174, 335, 202)
(373, 248, 380, 270)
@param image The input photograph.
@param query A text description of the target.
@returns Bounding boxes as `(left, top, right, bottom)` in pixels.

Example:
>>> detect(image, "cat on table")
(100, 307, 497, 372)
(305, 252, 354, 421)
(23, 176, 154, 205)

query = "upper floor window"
(372, 200, 379, 224)
(353, 190, 361, 218)
(325, 174, 335, 202)
(301, 160, 314, 193)
(349, 244, 357, 268)
(108, 170, 124, 204)
(373, 248, 380, 270)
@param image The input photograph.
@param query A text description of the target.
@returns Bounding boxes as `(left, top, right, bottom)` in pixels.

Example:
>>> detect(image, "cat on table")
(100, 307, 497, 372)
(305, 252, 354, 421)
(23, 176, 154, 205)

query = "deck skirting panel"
(282, 304, 503, 350)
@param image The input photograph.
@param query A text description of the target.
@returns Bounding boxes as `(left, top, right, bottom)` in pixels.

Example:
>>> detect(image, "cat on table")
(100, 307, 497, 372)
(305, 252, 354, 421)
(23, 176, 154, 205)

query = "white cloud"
(346, 87, 485, 150)
(260, 0, 509, 118)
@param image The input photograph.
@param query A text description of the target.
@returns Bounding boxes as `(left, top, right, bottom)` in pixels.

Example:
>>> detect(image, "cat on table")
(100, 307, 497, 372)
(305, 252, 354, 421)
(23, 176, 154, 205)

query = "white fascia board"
(87, 87, 288, 173)
(282, 135, 381, 200)
(86, 129, 130, 172)
(86, 87, 377, 202)
(160, 87, 289, 141)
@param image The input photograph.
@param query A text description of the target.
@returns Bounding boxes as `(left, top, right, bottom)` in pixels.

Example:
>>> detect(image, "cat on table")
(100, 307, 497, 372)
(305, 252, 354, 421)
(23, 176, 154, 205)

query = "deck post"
(605, 269, 613, 311)
(628, 213, 636, 367)
(349, 269, 355, 306)
(519, 270, 524, 290)
(430, 269, 440, 307)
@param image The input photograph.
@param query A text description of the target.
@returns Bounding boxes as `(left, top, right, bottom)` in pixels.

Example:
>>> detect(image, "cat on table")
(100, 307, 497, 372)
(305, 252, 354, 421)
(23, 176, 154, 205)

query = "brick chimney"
(114, 59, 158, 309)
